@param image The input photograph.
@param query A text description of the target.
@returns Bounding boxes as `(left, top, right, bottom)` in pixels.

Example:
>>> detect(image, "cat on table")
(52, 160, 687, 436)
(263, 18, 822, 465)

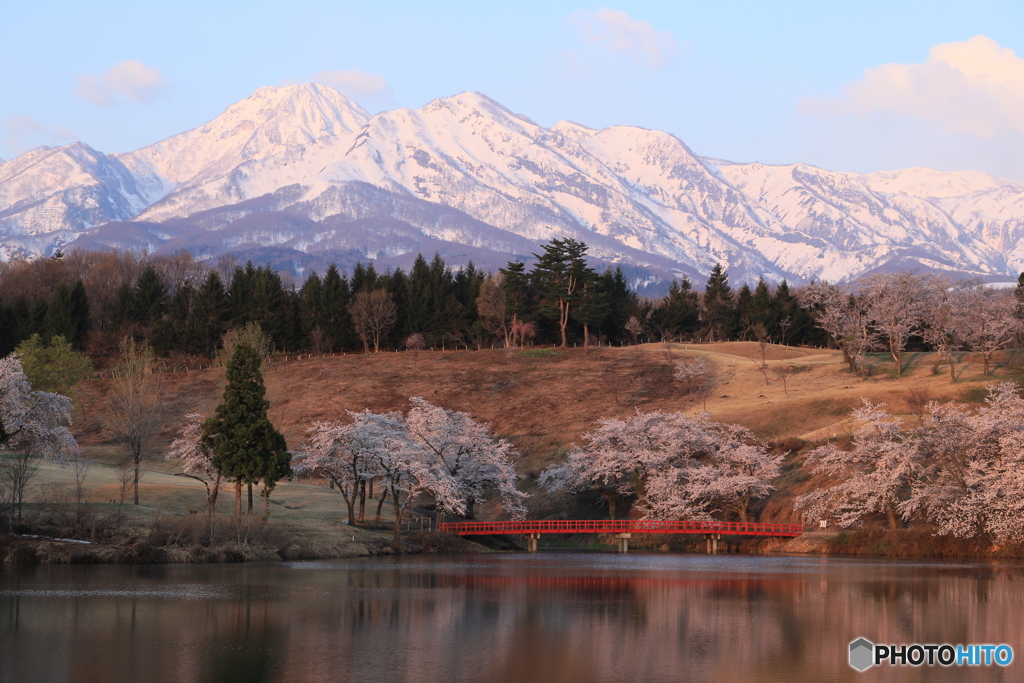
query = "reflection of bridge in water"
(438, 520, 804, 554)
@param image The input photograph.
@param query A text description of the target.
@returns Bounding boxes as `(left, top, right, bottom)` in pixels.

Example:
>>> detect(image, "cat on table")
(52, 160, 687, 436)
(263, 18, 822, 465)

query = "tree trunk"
(234, 479, 242, 518)
(984, 353, 992, 376)
(392, 488, 404, 542)
(264, 487, 270, 518)
(583, 323, 590, 353)
(133, 453, 140, 505)
(208, 473, 221, 516)
(886, 504, 899, 530)
(602, 491, 617, 520)
(358, 480, 366, 523)
(375, 489, 388, 524)
(558, 300, 569, 348)
(247, 483, 253, 514)
(890, 340, 901, 376)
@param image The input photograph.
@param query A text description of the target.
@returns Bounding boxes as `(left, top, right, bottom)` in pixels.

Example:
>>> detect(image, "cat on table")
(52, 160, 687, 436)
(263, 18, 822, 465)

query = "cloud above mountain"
(310, 69, 392, 101)
(802, 35, 1024, 139)
(76, 60, 170, 106)
(567, 8, 678, 69)
(4, 117, 76, 153)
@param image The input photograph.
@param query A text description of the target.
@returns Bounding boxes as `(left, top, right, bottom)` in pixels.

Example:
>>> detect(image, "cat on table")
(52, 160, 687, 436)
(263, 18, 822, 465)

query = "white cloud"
(801, 35, 1024, 139)
(76, 60, 169, 106)
(310, 69, 392, 102)
(568, 8, 678, 69)
(5, 117, 76, 153)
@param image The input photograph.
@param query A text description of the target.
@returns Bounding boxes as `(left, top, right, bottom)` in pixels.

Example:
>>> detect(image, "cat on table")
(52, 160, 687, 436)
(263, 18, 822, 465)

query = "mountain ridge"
(3, 83, 1024, 287)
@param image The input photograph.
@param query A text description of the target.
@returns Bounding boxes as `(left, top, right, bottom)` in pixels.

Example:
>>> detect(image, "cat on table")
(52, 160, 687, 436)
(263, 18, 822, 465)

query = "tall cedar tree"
(653, 278, 700, 340)
(499, 261, 532, 331)
(702, 264, 736, 342)
(41, 283, 76, 344)
(532, 238, 589, 347)
(203, 343, 290, 517)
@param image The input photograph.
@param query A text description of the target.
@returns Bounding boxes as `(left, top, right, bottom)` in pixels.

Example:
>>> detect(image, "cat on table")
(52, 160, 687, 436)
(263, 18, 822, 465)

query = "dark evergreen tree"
(203, 343, 289, 517)
(652, 278, 700, 340)
(499, 261, 533, 330)
(188, 271, 229, 357)
(69, 279, 90, 348)
(735, 283, 754, 340)
(702, 264, 736, 341)
(150, 284, 192, 356)
(41, 283, 76, 344)
(133, 266, 167, 326)
(453, 262, 485, 346)
(531, 238, 590, 347)
(748, 279, 775, 333)
(350, 262, 379, 294)
(298, 270, 323, 343)
(319, 264, 354, 350)
(597, 267, 637, 344)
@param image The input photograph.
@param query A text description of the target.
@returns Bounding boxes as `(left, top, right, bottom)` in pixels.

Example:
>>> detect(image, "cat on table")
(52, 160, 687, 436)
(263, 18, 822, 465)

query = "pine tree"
(749, 279, 775, 332)
(188, 271, 229, 357)
(652, 278, 700, 340)
(702, 264, 736, 342)
(500, 261, 533, 331)
(133, 266, 167, 326)
(69, 279, 90, 348)
(319, 264, 354, 350)
(203, 343, 289, 517)
(735, 283, 754, 340)
(41, 283, 76, 344)
(532, 238, 590, 347)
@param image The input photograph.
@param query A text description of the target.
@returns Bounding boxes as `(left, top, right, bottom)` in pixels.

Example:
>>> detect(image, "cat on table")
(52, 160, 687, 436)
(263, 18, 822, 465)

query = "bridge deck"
(439, 520, 803, 537)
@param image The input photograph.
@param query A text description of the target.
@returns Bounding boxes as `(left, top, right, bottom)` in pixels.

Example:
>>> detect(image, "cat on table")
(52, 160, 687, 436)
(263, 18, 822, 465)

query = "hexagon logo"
(849, 638, 874, 671)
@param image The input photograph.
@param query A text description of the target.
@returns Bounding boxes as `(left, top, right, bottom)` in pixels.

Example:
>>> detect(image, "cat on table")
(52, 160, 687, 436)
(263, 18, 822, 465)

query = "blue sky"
(3, 0, 1024, 179)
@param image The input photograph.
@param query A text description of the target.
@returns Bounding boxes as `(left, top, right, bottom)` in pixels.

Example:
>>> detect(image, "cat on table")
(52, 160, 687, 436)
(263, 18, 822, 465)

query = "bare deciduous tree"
(108, 337, 162, 505)
(349, 289, 397, 353)
(477, 274, 511, 347)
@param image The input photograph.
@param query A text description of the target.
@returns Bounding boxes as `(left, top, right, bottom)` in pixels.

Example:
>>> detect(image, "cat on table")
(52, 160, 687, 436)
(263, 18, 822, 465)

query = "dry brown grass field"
(53, 341, 1022, 531)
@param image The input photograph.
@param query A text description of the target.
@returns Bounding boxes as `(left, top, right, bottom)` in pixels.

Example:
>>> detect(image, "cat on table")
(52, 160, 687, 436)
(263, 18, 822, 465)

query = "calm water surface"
(1, 552, 1021, 682)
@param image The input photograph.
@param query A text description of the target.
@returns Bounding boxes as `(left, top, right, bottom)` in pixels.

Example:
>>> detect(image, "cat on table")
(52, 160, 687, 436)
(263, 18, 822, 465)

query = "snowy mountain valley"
(3, 83, 1023, 289)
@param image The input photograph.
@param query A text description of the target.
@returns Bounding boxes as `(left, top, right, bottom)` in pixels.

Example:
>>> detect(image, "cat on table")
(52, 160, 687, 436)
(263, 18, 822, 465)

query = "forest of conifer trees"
(0, 240, 838, 363)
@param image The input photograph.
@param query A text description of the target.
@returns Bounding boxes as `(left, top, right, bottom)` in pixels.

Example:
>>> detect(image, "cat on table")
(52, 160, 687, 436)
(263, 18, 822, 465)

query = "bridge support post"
(526, 533, 541, 553)
(705, 534, 722, 554)
(616, 533, 631, 553)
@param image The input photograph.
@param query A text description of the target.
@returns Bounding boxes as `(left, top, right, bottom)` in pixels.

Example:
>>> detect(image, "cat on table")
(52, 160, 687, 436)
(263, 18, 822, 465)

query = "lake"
(1, 552, 1021, 682)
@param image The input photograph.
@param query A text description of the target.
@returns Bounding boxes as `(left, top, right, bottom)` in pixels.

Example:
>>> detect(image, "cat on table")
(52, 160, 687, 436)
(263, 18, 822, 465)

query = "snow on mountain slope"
(120, 83, 369, 222)
(5, 83, 1024, 285)
(0, 142, 155, 260)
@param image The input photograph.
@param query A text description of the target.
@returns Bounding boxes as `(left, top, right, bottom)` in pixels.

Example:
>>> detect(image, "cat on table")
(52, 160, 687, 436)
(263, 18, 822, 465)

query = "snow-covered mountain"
(3, 82, 1024, 286)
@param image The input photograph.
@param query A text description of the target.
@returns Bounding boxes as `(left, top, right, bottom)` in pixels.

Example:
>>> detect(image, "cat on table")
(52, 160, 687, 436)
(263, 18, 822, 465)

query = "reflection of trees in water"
(4, 560, 1024, 682)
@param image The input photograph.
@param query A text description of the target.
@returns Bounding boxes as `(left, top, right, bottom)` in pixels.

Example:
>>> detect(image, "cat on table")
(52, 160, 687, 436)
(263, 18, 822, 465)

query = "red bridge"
(438, 519, 804, 553)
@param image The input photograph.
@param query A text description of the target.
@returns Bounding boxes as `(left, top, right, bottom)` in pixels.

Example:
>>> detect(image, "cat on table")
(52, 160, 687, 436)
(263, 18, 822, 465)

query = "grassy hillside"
(59, 341, 1023, 528)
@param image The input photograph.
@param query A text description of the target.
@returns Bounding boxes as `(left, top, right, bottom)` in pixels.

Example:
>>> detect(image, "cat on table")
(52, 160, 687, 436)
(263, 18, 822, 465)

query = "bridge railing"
(438, 519, 803, 537)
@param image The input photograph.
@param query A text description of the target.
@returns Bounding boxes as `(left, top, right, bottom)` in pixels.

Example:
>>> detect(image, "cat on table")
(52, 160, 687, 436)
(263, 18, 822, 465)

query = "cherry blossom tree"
(166, 413, 222, 515)
(406, 397, 526, 520)
(355, 410, 464, 542)
(800, 281, 856, 371)
(1, 353, 78, 522)
(636, 421, 780, 522)
(795, 401, 918, 529)
(540, 410, 693, 519)
(953, 285, 1019, 376)
(903, 383, 1024, 542)
(859, 272, 941, 377)
(292, 415, 375, 527)
(674, 356, 718, 410)
(541, 410, 779, 522)
(921, 284, 963, 381)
